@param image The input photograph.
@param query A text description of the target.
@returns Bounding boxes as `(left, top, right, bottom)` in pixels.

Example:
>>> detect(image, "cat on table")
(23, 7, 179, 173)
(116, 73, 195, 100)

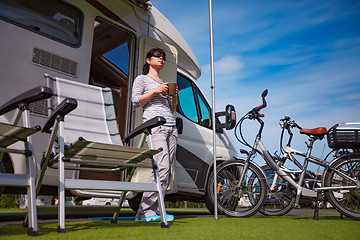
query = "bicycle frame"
(282, 133, 360, 192)
(266, 136, 358, 201)
(253, 136, 318, 203)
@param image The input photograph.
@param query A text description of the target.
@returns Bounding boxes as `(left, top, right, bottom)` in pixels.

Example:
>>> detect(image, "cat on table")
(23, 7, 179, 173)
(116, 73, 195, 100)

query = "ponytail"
(142, 62, 150, 75)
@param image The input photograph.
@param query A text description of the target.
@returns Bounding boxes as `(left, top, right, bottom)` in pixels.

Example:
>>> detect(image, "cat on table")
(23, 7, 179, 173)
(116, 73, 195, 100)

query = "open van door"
(130, 36, 178, 193)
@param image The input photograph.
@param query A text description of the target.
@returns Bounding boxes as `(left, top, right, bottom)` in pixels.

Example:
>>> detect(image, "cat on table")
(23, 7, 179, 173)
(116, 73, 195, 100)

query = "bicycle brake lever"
(240, 149, 249, 156)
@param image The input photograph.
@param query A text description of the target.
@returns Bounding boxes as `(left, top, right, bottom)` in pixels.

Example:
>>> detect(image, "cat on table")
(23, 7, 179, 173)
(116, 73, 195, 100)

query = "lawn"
(0, 213, 359, 240)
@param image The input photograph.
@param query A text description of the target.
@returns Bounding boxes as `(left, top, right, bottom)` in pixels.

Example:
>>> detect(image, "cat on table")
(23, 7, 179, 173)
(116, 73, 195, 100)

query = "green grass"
(1, 214, 359, 240)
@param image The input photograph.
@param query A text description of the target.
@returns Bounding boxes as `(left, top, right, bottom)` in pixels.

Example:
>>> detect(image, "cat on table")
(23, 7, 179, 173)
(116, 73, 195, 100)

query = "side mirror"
(215, 104, 236, 130)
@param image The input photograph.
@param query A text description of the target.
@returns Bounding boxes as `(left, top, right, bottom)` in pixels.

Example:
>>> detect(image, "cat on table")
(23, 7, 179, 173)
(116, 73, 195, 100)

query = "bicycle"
(234, 89, 360, 220)
(259, 116, 329, 216)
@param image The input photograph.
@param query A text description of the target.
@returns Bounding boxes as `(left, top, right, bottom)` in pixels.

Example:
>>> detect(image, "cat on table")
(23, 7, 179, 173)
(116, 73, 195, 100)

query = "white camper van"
(0, 0, 237, 212)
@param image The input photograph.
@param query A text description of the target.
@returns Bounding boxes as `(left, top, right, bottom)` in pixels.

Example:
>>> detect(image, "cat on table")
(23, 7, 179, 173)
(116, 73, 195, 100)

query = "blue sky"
(154, 0, 360, 167)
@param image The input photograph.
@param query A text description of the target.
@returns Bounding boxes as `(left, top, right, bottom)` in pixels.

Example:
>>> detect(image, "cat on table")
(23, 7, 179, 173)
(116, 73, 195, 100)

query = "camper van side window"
(0, 0, 82, 47)
(177, 74, 212, 129)
(177, 75, 199, 123)
(195, 87, 211, 128)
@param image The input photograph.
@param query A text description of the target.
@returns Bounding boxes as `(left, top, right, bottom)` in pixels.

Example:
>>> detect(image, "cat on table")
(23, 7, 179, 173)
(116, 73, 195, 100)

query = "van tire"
(204, 168, 225, 215)
(0, 154, 14, 197)
(0, 161, 4, 197)
(128, 192, 143, 212)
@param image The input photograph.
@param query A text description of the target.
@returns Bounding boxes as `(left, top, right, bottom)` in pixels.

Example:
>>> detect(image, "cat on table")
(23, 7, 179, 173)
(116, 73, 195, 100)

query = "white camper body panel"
(0, 0, 237, 202)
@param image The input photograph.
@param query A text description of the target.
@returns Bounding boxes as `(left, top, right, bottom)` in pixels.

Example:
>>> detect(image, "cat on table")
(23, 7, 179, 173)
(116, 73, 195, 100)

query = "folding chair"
(41, 74, 170, 232)
(0, 86, 53, 236)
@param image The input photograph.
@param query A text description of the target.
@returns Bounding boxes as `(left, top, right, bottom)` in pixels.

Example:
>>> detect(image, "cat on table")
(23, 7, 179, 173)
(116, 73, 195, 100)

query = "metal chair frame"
(0, 86, 53, 236)
(39, 75, 170, 232)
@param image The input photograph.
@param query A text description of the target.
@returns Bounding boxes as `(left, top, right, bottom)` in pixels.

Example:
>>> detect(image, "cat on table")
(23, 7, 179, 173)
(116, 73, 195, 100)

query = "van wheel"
(128, 192, 143, 212)
(0, 161, 4, 197)
(204, 169, 225, 215)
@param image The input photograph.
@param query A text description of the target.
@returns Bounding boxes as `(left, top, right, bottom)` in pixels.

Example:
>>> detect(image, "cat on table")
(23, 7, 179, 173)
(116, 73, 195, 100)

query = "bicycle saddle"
(300, 127, 328, 139)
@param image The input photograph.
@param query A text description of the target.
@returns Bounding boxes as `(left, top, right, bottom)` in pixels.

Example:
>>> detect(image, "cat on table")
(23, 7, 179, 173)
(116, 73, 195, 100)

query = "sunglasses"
(152, 53, 166, 61)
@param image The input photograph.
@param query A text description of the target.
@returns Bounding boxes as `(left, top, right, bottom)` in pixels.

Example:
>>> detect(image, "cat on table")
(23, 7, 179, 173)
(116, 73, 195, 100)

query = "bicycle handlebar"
(279, 116, 303, 150)
(280, 116, 302, 130)
(235, 89, 269, 149)
(248, 89, 268, 119)
(255, 89, 268, 111)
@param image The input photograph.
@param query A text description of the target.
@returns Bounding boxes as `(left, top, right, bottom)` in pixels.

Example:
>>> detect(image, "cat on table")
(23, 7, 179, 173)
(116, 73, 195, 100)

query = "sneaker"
(135, 214, 174, 222)
(135, 215, 161, 222)
(165, 214, 174, 222)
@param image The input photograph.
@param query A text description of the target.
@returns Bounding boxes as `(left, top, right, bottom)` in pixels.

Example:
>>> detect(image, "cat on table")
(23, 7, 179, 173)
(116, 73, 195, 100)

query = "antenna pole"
(208, 0, 218, 220)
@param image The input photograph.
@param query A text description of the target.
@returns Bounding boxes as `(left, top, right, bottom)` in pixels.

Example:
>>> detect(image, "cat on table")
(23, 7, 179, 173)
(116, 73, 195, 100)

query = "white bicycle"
(235, 90, 360, 220)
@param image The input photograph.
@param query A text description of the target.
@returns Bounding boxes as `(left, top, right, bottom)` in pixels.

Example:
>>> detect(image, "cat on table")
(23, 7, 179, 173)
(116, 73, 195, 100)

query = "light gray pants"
(136, 125, 178, 218)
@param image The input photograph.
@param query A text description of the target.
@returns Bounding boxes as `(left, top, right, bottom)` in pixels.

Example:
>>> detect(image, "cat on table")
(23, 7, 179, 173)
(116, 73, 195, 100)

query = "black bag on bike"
(327, 123, 360, 149)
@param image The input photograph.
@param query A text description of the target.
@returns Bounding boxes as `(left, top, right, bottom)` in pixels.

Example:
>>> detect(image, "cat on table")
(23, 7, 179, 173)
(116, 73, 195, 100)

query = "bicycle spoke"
(206, 160, 267, 218)
(259, 166, 295, 216)
(325, 156, 360, 220)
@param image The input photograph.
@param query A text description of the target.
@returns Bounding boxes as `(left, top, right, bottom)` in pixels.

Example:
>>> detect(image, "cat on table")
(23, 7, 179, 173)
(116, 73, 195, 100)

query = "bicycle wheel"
(323, 154, 360, 220)
(205, 159, 267, 217)
(258, 165, 296, 216)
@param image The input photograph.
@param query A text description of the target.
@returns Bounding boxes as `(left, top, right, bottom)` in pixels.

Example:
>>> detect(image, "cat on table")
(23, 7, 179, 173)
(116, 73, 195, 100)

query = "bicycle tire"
(205, 159, 267, 218)
(323, 154, 360, 220)
(258, 165, 296, 216)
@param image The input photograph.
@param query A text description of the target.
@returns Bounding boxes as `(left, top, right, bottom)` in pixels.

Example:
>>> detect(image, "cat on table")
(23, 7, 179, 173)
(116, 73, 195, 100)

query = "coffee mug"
(168, 82, 176, 96)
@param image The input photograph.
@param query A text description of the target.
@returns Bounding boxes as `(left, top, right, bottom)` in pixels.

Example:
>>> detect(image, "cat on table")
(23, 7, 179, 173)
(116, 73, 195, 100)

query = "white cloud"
(341, 94, 360, 101)
(203, 55, 245, 75)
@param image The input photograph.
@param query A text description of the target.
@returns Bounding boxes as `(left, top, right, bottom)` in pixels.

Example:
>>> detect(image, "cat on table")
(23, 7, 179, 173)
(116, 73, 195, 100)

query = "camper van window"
(89, 18, 135, 138)
(177, 74, 199, 123)
(177, 74, 212, 129)
(103, 43, 130, 76)
(0, 0, 82, 47)
(196, 87, 211, 128)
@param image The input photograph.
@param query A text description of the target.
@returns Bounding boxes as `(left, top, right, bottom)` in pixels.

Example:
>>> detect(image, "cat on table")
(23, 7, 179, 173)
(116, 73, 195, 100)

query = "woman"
(131, 48, 178, 222)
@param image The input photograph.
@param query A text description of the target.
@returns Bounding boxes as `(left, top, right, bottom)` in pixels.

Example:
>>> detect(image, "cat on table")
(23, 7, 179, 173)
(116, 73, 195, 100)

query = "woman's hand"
(170, 86, 178, 113)
(174, 86, 179, 96)
(138, 83, 168, 106)
(154, 83, 168, 95)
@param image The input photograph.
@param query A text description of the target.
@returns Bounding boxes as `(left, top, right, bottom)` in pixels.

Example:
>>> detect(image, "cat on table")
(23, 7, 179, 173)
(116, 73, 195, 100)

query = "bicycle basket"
(327, 123, 360, 149)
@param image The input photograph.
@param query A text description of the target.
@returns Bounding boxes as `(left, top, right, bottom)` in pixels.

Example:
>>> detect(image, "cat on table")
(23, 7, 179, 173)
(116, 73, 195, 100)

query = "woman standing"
(131, 48, 178, 222)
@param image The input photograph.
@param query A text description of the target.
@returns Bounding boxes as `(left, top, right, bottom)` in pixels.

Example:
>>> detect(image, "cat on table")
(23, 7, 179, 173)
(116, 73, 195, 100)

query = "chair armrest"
(42, 98, 78, 133)
(123, 116, 166, 143)
(0, 86, 53, 115)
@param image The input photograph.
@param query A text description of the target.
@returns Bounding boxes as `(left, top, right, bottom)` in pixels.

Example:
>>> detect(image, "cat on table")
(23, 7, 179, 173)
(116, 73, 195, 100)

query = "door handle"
(176, 117, 183, 134)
